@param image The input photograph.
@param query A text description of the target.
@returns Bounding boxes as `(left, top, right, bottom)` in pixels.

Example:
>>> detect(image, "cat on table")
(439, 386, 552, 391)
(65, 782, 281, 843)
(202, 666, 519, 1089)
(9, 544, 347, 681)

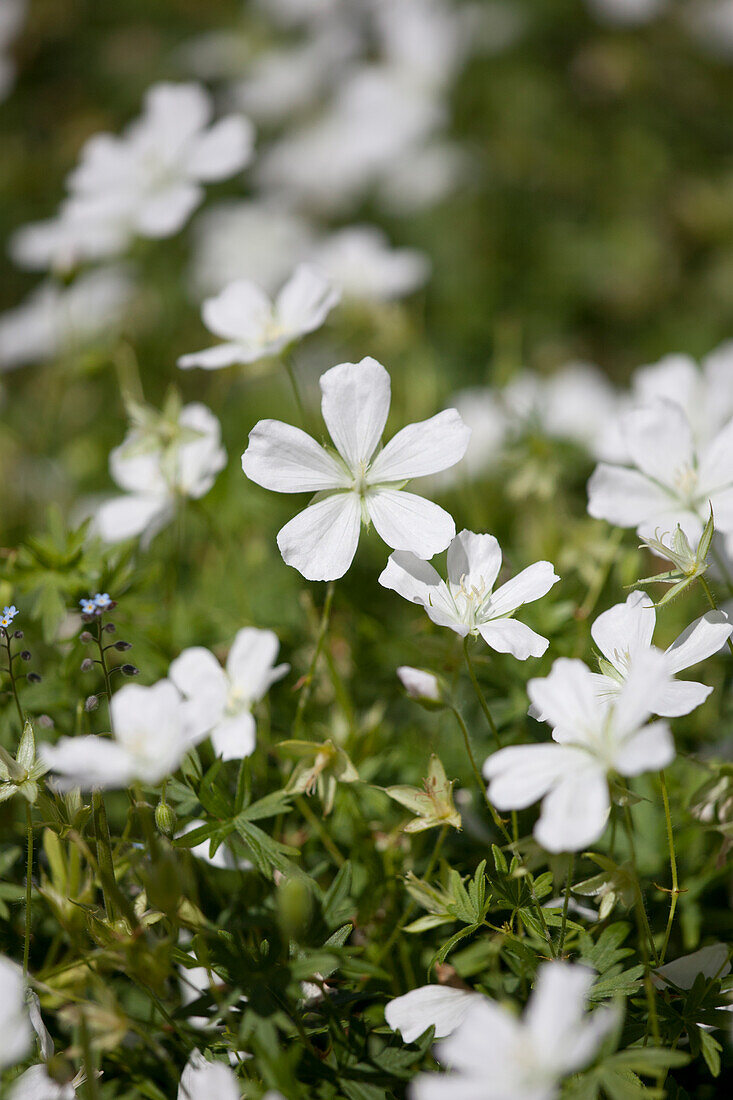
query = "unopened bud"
(27, 672, 41, 684)
(277, 875, 313, 940)
(396, 666, 445, 710)
(79, 631, 94, 644)
(121, 664, 139, 677)
(104, 622, 116, 634)
(80, 658, 94, 672)
(155, 801, 177, 837)
(20, 651, 31, 661)
(114, 640, 132, 651)
(85, 695, 99, 712)
(13, 630, 23, 640)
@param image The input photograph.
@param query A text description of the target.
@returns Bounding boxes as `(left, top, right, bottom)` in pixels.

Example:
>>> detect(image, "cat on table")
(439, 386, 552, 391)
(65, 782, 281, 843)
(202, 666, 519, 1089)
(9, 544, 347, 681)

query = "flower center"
(672, 463, 699, 506)
(448, 573, 491, 629)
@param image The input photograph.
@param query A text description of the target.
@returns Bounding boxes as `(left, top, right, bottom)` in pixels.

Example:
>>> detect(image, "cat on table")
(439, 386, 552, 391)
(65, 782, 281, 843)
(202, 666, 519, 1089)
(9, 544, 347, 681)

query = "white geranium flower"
(632, 350, 733, 450)
(386, 985, 483, 1044)
(687, 0, 733, 59)
(430, 388, 507, 489)
(9, 196, 133, 273)
(95, 402, 226, 545)
(41, 681, 208, 791)
(9, 1065, 81, 1100)
(485, 652, 675, 852)
(0, 955, 31, 1069)
(587, 399, 733, 550)
(0, 268, 133, 371)
(177, 1052, 240, 1100)
(178, 265, 339, 371)
(242, 357, 470, 581)
(411, 962, 617, 1100)
(66, 83, 254, 243)
(190, 201, 316, 298)
(380, 530, 559, 660)
(309, 226, 430, 303)
(591, 591, 731, 717)
(397, 666, 442, 703)
(169, 628, 289, 760)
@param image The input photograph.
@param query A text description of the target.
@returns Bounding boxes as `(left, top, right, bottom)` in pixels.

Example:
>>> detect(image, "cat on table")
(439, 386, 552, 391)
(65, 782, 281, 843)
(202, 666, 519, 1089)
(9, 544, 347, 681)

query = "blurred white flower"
(310, 226, 430, 303)
(0, 955, 31, 1069)
(190, 201, 316, 298)
(8, 1065, 82, 1100)
(255, 0, 342, 28)
(485, 652, 675, 852)
(374, 0, 482, 92)
(169, 628, 289, 760)
(178, 265, 339, 371)
(95, 402, 226, 545)
(9, 196, 133, 273)
(42, 681, 209, 791)
(587, 399, 733, 550)
(632, 349, 733, 449)
(380, 530, 559, 660)
(430, 388, 507, 489)
(411, 962, 617, 1100)
(386, 984, 483, 1044)
(653, 943, 731, 990)
(397, 666, 442, 703)
(686, 0, 733, 60)
(377, 139, 469, 214)
(242, 357, 469, 580)
(67, 83, 254, 241)
(0, 268, 133, 371)
(591, 591, 731, 717)
(177, 1051, 240, 1100)
(0, 0, 25, 101)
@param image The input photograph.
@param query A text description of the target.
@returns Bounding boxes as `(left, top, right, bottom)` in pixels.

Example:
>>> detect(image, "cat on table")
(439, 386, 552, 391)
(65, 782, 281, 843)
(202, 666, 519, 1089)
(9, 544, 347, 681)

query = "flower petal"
(202, 280, 272, 341)
(534, 763, 610, 853)
(587, 463, 674, 528)
(169, 647, 228, 711)
(187, 115, 255, 181)
(378, 552, 458, 630)
(614, 720, 675, 776)
(95, 493, 170, 543)
(621, 400, 694, 487)
(368, 409, 471, 483)
(41, 736, 136, 791)
(277, 493, 361, 580)
(276, 263, 340, 336)
(484, 744, 583, 809)
(227, 626, 288, 700)
(446, 530, 502, 591)
(320, 356, 391, 469)
(664, 611, 732, 674)
(178, 343, 253, 370)
(242, 419, 349, 492)
(487, 561, 559, 618)
(698, 416, 733, 494)
(478, 618, 549, 659)
(366, 489, 455, 557)
(651, 679, 712, 718)
(385, 986, 482, 1045)
(591, 591, 656, 668)
(136, 183, 203, 238)
(527, 659, 602, 745)
(211, 713, 257, 761)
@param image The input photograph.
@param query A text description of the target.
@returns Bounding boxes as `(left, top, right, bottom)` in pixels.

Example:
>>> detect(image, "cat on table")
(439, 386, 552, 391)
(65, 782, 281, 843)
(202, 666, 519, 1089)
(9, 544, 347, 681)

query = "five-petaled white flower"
(386, 985, 483, 1045)
(380, 530, 559, 660)
(587, 399, 733, 551)
(0, 955, 31, 1068)
(169, 628, 289, 761)
(178, 264, 339, 371)
(484, 651, 675, 852)
(410, 961, 617, 1100)
(241, 357, 470, 581)
(41, 681, 209, 790)
(591, 591, 731, 717)
(95, 402, 226, 546)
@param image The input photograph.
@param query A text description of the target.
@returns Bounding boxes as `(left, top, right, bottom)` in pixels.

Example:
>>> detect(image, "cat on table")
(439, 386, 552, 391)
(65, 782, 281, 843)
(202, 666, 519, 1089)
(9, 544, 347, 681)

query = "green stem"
(373, 824, 448, 970)
(699, 576, 733, 657)
(283, 354, 308, 427)
(559, 852, 575, 956)
(621, 795, 661, 1044)
(293, 582, 334, 735)
(5, 632, 25, 731)
(23, 801, 33, 975)
(658, 770, 679, 965)
(622, 799, 659, 966)
(95, 620, 116, 732)
(295, 794, 345, 867)
(463, 637, 501, 747)
(92, 791, 119, 922)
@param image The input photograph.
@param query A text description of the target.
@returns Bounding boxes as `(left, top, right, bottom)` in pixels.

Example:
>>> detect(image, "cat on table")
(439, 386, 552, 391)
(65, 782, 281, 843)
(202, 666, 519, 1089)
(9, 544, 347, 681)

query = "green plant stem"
(283, 354, 307, 427)
(462, 637, 501, 747)
(79, 1011, 100, 1100)
(92, 791, 119, 922)
(373, 824, 448, 970)
(699, 575, 733, 657)
(24, 801, 33, 975)
(621, 796, 661, 1045)
(622, 799, 659, 966)
(295, 794, 345, 866)
(293, 582, 334, 735)
(5, 631, 25, 730)
(95, 620, 116, 731)
(559, 852, 575, 956)
(658, 770, 679, 965)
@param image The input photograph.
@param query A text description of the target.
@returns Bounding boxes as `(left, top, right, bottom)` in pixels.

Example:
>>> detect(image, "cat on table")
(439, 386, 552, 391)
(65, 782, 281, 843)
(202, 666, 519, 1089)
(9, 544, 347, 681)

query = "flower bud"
(121, 664, 139, 677)
(114, 640, 132, 651)
(85, 695, 99, 712)
(20, 651, 31, 661)
(13, 630, 23, 640)
(277, 875, 313, 941)
(80, 658, 94, 672)
(397, 666, 445, 710)
(104, 622, 116, 634)
(155, 801, 177, 837)
(80, 631, 94, 644)
(27, 672, 41, 684)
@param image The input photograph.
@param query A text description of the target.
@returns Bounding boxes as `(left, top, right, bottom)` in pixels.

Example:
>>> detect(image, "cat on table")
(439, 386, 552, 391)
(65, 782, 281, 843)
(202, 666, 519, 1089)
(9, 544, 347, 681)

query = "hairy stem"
(293, 582, 335, 735)
(658, 770, 679, 965)
(23, 801, 33, 975)
(463, 636, 501, 747)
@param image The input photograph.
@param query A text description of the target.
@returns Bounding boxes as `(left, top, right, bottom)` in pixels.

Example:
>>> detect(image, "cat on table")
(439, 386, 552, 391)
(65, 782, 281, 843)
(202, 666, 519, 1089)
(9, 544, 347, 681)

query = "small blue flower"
(79, 598, 97, 615)
(0, 605, 18, 629)
(94, 592, 111, 609)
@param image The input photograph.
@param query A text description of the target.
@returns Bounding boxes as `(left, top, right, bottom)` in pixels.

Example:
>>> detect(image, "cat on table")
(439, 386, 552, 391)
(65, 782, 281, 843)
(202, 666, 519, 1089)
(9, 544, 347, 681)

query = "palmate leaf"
(233, 818, 299, 880)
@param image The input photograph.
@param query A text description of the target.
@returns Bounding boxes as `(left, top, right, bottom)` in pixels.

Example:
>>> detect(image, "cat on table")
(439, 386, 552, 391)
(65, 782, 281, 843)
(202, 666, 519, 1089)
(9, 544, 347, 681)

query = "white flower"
(587, 399, 733, 549)
(411, 961, 616, 1100)
(95, 403, 226, 545)
(484, 652, 675, 852)
(177, 1051, 240, 1100)
(632, 350, 733, 450)
(190, 201, 316, 298)
(9, 196, 133, 273)
(386, 985, 483, 1044)
(41, 681, 208, 790)
(241, 357, 470, 581)
(178, 265, 339, 371)
(66, 83, 254, 243)
(169, 628, 289, 761)
(687, 0, 733, 59)
(0, 268, 133, 371)
(0, 955, 31, 1069)
(591, 591, 731, 717)
(430, 388, 507, 489)
(309, 226, 430, 303)
(380, 530, 559, 660)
